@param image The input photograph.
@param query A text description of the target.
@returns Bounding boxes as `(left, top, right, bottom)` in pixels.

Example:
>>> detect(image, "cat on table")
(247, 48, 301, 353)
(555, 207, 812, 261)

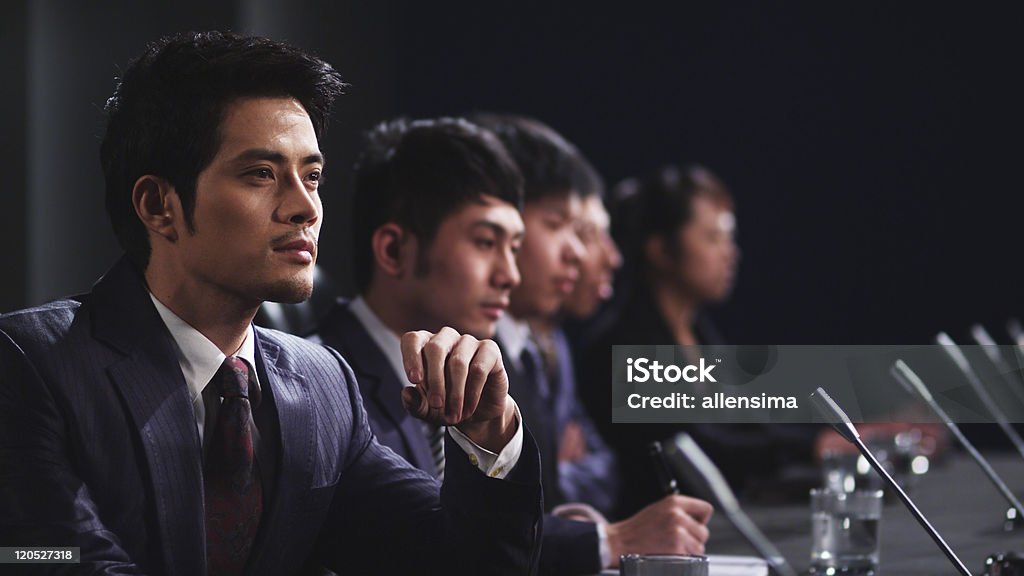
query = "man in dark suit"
(470, 115, 619, 515)
(473, 114, 716, 563)
(0, 32, 541, 575)
(313, 117, 712, 575)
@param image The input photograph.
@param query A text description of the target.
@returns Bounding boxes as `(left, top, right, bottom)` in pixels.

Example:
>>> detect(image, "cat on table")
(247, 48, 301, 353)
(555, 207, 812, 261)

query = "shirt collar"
(149, 293, 260, 404)
(348, 296, 408, 387)
(495, 313, 533, 371)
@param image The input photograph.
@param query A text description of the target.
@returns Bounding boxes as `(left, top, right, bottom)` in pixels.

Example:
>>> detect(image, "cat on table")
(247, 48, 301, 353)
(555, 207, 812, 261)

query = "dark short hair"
(100, 30, 346, 269)
(573, 148, 606, 199)
(468, 113, 596, 203)
(613, 163, 734, 263)
(351, 117, 524, 293)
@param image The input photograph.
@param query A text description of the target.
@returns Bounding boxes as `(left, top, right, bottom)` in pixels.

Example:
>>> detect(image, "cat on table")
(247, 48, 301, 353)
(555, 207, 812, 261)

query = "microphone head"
(936, 332, 971, 372)
(661, 433, 740, 512)
(1008, 318, 1024, 344)
(891, 360, 934, 403)
(971, 324, 1011, 369)
(972, 324, 997, 347)
(809, 387, 860, 443)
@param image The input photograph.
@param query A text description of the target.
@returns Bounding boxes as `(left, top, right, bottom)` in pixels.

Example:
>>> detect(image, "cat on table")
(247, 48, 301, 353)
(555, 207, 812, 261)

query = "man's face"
(672, 195, 738, 303)
(408, 196, 524, 338)
(176, 97, 323, 307)
(509, 193, 585, 319)
(563, 195, 622, 319)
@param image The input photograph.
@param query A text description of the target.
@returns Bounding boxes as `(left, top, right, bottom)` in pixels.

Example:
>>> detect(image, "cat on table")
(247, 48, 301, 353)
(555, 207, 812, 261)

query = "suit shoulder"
(257, 325, 334, 354)
(0, 297, 86, 345)
(308, 299, 354, 343)
(255, 325, 351, 373)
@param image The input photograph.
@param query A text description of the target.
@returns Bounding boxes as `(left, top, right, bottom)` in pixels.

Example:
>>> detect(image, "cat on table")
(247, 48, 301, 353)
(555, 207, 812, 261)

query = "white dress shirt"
(349, 297, 523, 479)
(495, 311, 612, 567)
(149, 294, 258, 445)
(494, 313, 532, 373)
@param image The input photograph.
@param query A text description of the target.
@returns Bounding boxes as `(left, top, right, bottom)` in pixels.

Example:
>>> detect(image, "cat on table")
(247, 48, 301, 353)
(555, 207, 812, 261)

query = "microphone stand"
(970, 324, 1024, 411)
(937, 332, 1024, 462)
(809, 387, 972, 576)
(892, 360, 1024, 530)
(655, 436, 799, 576)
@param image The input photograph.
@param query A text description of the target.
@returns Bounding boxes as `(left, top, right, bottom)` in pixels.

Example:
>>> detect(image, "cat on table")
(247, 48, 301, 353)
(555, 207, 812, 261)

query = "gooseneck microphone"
(936, 332, 1024, 461)
(809, 387, 972, 576)
(1008, 318, 1023, 345)
(971, 324, 1013, 371)
(970, 324, 1024, 410)
(658, 434, 798, 576)
(891, 360, 1024, 527)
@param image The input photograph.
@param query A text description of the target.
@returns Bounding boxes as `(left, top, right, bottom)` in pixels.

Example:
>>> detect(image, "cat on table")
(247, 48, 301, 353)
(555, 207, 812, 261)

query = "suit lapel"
(93, 259, 206, 576)
(496, 336, 563, 507)
(551, 328, 576, 426)
(321, 303, 433, 472)
(245, 333, 315, 574)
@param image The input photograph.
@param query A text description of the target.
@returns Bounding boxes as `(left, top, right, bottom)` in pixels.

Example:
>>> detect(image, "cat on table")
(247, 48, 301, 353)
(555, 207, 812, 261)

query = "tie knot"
(214, 356, 251, 399)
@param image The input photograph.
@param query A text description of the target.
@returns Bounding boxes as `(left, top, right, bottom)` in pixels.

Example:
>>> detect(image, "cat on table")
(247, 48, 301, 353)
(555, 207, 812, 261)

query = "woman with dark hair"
(612, 164, 738, 350)
(580, 164, 824, 518)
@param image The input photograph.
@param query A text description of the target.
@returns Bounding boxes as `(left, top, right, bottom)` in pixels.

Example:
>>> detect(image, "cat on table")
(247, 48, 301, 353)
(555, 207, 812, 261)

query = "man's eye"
(248, 168, 274, 180)
(307, 171, 322, 183)
(475, 238, 496, 249)
(544, 218, 564, 230)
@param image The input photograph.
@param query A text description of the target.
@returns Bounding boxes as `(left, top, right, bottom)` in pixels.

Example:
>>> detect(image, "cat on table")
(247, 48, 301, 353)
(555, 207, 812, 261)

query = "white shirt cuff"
(597, 521, 611, 568)
(552, 502, 611, 568)
(447, 399, 523, 479)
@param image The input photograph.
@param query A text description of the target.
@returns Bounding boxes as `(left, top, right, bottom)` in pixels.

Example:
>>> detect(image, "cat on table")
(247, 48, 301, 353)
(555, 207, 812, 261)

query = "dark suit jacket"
(543, 328, 618, 515)
(0, 258, 542, 575)
(578, 284, 817, 517)
(314, 301, 601, 576)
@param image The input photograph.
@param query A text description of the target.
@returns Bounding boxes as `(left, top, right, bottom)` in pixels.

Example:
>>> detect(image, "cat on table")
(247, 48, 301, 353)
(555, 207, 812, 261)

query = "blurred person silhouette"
(562, 164, 623, 320)
(579, 164, 827, 516)
(473, 114, 714, 567)
(559, 157, 624, 351)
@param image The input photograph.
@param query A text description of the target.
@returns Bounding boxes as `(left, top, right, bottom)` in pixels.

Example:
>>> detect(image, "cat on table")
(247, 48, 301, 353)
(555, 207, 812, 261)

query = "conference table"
(704, 453, 1024, 574)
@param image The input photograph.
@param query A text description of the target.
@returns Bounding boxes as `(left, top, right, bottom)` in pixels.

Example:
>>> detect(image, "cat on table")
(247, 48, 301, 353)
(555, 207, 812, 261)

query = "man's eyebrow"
(542, 205, 571, 219)
(229, 148, 325, 166)
(471, 220, 525, 239)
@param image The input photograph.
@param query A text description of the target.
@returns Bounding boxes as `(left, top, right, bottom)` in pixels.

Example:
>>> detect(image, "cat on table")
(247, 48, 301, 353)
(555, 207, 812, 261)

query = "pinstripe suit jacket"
(0, 257, 542, 575)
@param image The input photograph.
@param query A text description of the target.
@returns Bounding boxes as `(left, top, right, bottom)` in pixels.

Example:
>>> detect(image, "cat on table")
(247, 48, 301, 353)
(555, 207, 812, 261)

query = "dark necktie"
(425, 423, 446, 481)
(205, 357, 262, 576)
(519, 341, 565, 507)
(531, 330, 561, 393)
(520, 340, 550, 401)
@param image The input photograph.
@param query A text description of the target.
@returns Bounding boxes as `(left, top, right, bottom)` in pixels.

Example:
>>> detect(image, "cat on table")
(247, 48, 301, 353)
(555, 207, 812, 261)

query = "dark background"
(3, 1, 1021, 345)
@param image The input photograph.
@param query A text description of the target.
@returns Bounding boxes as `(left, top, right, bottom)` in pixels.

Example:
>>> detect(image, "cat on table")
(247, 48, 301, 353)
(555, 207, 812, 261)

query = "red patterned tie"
(205, 357, 262, 576)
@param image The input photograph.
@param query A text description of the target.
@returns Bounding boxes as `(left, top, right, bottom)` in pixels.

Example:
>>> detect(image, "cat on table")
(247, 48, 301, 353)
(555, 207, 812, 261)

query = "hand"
(401, 328, 516, 452)
(557, 420, 588, 463)
(606, 495, 714, 566)
(552, 502, 608, 524)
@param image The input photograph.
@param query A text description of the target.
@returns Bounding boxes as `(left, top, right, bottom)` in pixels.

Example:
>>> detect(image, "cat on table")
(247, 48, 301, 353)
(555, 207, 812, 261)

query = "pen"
(649, 441, 679, 495)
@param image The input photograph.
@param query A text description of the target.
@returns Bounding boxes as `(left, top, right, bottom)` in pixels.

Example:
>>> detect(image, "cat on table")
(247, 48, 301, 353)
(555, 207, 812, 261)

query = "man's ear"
(132, 175, 182, 242)
(371, 223, 412, 278)
(643, 234, 673, 273)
